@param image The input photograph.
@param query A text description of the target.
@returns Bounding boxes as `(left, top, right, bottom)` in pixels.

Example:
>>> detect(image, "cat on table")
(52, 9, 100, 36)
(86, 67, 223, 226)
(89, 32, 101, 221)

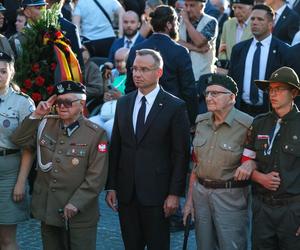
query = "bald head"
(122, 11, 140, 38)
(114, 47, 129, 74)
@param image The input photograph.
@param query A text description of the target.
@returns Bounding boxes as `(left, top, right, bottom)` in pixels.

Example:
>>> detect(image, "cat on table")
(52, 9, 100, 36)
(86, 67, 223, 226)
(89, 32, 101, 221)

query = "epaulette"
(84, 119, 102, 132)
(195, 112, 211, 123)
(234, 110, 253, 128)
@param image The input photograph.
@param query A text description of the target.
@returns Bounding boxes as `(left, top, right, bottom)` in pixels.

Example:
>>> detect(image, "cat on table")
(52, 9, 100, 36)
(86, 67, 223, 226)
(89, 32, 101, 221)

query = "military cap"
(184, 0, 207, 2)
(55, 81, 86, 96)
(232, 0, 254, 5)
(0, 3, 6, 12)
(21, 0, 48, 7)
(205, 73, 239, 95)
(0, 51, 13, 63)
(255, 67, 300, 94)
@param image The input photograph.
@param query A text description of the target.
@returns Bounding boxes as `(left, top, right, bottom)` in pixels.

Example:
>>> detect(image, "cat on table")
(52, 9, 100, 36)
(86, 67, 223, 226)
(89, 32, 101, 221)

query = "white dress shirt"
(124, 32, 140, 49)
(132, 84, 160, 133)
(242, 35, 272, 105)
(236, 18, 250, 43)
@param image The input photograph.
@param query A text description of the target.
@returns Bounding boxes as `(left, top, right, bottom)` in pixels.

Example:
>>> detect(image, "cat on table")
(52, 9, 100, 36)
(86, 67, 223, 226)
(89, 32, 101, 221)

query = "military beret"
(232, 0, 254, 5)
(0, 3, 6, 12)
(54, 81, 86, 96)
(0, 51, 13, 63)
(255, 67, 300, 94)
(205, 73, 238, 95)
(21, 0, 48, 7)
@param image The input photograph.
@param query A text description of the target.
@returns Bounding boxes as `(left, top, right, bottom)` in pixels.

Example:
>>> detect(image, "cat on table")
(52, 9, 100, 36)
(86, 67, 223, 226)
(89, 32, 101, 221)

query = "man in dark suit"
(125, 5, 198, 125)
(108, 10, 144, 64)
(229, 4, 289, 116)
(106, 48, 190, 250)
(266, 0, 300, 45)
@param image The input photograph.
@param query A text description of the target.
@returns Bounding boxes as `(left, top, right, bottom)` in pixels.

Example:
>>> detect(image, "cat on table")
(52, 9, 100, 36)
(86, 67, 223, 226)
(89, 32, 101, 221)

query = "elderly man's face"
(232, 3, 253, 24)
(205, 85, 234, 112)
(268, 82, 295, 112)
(55, 93, 83, 125)
(184, 0, 203, 21)
(24, 5, 45, 21)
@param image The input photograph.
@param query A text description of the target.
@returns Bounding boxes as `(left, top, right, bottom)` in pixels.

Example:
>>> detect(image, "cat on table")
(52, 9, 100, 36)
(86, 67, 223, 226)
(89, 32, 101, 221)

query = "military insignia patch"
(72, 158, 79, 166)
(3, 119, 10, 128)
(57, 84, 64, 93)
(98, 142, 108, 153)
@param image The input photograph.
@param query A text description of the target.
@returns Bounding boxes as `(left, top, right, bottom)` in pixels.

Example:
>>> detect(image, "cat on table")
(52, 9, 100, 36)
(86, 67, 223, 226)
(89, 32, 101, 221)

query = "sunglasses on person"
(55, 99, 81, 108)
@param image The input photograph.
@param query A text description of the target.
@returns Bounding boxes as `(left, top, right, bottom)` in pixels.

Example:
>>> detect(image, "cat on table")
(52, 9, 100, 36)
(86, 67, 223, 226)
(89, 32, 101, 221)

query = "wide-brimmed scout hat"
(255, 66, 300, 94)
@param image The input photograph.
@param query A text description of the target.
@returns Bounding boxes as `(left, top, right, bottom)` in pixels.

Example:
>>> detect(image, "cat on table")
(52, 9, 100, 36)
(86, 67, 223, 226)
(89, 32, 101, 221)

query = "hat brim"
(255, 80, 300, 95)
(23, 3, 48, 7)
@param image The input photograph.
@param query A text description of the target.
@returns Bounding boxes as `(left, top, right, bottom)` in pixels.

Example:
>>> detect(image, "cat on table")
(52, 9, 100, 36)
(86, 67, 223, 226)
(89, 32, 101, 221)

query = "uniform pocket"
(218, 142, 242, 167)
(39, 135, 56, 151)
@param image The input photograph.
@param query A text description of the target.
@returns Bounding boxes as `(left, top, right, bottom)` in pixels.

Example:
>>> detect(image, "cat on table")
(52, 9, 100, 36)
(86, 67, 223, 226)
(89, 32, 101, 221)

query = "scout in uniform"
(243, 66, 300, 250)
(0, 51, 35, 250)
(183, 73, 255, 250)
(11, 80, 108, 250)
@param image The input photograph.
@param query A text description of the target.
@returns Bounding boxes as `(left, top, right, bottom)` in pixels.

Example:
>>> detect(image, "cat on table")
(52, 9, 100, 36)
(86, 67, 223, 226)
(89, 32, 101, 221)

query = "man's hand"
(219, 43, 227, 53)
(64, 203, 79, 219)
(255, 171, 281, 191)
(105, 190, 118, 212)
(33, 95, 57, 118)
(296, 226, 300, 236)
(182, 198, 194, 226)
(234, 160, 257, 181)
(103, 89, 122, 102)
(163, 195, 179, 218)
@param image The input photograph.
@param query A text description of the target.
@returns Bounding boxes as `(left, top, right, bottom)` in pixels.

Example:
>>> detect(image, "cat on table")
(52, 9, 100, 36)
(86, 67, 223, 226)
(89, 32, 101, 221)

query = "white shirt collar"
(125, 32, 140, 45)
(136, 84, 160, 106)
(253, 34, 272, 47)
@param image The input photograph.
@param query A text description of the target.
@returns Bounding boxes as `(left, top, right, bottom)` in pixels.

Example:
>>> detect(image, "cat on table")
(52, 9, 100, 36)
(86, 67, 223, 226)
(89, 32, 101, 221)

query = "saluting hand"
(33, 95, 57, 118)
(163, 195, 179, 218)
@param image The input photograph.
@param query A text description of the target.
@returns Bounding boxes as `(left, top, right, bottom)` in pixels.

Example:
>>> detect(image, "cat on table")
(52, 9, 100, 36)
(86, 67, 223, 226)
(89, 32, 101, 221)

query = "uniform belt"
(0, 149, 20, 156)
(197, 177, 250, 189)
(256, 194, 300, 206)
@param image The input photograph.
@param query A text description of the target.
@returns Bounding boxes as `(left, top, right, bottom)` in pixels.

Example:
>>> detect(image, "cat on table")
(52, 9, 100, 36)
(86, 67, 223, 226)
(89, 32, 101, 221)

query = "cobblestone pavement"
(17, 193, 196, 250)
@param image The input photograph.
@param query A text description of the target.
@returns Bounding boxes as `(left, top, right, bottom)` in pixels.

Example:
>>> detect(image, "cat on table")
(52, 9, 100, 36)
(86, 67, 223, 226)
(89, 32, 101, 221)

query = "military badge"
(98, 142, 108, 153)
(3, 119, 10, 128)
(72, 157, 79, 166)
(57, 84, 64, 94)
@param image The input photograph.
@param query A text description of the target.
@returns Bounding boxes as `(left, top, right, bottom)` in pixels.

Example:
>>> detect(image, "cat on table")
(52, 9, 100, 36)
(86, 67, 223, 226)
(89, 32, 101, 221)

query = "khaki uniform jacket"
(0, 34, 15, 58)
(193, 108, 253, 180)
(11, 115, 108, 228)
(218, 17, 252, 60)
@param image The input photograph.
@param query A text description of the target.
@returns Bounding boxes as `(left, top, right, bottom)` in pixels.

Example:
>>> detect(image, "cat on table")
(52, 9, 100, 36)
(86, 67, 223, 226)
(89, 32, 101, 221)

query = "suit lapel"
(266, 38, 277, 77)
(274, 7, 289, 33)
(136, 89, 165, 144)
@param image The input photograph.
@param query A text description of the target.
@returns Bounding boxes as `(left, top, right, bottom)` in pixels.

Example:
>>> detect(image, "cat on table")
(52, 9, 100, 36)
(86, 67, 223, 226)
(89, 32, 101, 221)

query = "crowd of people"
(0, 0, 300, 250)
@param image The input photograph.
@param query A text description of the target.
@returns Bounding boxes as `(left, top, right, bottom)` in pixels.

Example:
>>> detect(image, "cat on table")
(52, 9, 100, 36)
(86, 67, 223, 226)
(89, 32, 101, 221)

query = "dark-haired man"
(243, 66, 300, 249)
(125, 5, 198, 125)
(229, 4, 288, 117)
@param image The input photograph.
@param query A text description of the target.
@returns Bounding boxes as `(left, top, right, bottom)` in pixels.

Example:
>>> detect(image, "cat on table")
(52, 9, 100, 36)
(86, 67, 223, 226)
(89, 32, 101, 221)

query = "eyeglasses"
(203, 91, 232, 98)
(55, 99, 81, 108)
(266, 87, 291, 95)
(131, 66, 158, 74)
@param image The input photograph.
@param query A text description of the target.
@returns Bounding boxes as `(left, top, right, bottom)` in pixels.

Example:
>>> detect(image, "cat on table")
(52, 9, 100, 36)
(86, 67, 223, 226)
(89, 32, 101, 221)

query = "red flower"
(50, 62, 56, 71)
(31, 63, 40, 73)
(55, 31, 63, 39)
(24, 79, 32, 89)
(35, 76, 45, 86)
(46, 85, 55, 95)
(31, 92, 42, 102)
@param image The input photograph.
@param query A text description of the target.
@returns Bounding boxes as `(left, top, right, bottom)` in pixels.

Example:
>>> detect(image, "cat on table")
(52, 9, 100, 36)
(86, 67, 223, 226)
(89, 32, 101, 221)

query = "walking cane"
(58, 208, 71, 250)
(182, 214, 192, 250)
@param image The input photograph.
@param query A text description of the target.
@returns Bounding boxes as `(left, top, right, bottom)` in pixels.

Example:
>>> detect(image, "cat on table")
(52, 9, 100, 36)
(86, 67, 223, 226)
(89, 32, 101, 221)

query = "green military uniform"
(11, 114, 108, 250)
(192, 107, 253, 250)
(245, 106, 300, 249)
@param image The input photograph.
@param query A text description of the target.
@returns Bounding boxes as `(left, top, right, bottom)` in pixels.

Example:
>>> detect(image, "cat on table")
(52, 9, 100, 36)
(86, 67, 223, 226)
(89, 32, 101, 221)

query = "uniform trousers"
(41, 222, 97, 250)
(252, 196, 300, 250)
(192, 181, 249, 250)
(118, 196, 170, 250)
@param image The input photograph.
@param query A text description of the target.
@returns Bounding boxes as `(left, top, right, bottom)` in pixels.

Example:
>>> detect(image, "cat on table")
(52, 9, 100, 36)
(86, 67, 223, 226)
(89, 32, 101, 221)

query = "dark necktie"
(125, 40, 132, 48)
(136, 96, 146, 141)
(250, 42, 262, 105)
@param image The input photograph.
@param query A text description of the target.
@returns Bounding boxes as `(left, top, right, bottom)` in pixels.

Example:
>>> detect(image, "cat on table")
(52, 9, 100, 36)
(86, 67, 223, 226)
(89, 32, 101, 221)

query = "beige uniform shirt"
(193, 107, 253, 180)
(11, 115, 108, 228)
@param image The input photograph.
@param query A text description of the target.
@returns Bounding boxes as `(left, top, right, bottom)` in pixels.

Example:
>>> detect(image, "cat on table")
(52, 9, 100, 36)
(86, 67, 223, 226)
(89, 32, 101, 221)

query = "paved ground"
(17, 193, 196, 250)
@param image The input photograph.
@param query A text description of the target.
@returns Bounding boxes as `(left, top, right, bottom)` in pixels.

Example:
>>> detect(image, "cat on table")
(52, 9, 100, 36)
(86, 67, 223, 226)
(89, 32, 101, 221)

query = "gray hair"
(135, 49, 163, 69)
(72, 93, 86, 101)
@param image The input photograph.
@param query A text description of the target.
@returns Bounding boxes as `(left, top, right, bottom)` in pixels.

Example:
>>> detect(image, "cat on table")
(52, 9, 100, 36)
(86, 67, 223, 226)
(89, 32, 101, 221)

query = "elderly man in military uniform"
(11, 81, 108, 250)
(242, 67, 300, 250)
(183, 73, 255, 250)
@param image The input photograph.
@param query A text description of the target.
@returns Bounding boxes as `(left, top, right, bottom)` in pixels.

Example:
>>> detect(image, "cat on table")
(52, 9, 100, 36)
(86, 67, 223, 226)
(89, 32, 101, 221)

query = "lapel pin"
(273, 50, 276, 54)
(293, 135, 298, 140)
(283, 15, 286, 19)
(159, 103, 163, 107)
